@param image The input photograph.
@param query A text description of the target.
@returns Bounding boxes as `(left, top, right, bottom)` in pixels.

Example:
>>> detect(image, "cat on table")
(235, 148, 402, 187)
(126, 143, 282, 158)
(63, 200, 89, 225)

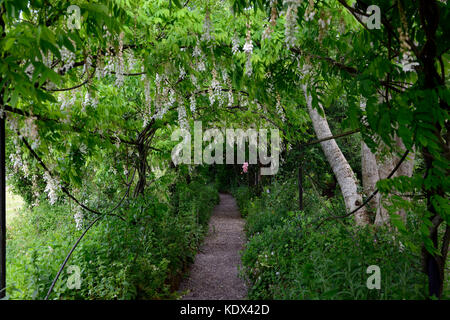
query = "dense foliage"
(0, 0, 448, 300)
(7, 170, 218, 299)
(233, 179, 431, 299)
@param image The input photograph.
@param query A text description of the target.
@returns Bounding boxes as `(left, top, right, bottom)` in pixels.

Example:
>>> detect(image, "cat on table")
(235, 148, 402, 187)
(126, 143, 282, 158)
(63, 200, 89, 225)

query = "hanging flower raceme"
(193, 40, 207, 72)
(225, 73, 234, 107)
(143, 70, 152, 127)
(190, 95, 197, 113)
(400, 52, 419, 72)
(178, 103, 188, 130)
(231, 33, 240, 54)
(81, 91, 91, 112)
(22, 117, 40, 150)
(276, 93, 286, 122)
(190, 74, 199, 89)
(43, 172, 61, 205)
(58, 92, 76, 111)
(60, 46, 76, 73)
(9, 149, 23, 174)
(304, 0, 315, 21)
(243, 25, 253, 77)
(209, 69, 222, 106)
(179, 66, 186, 80)
(168, 88, 176, 107)
(82, 54, 92, 75)
(201, 9, 214, 42)
(262, 1, 278, 40)
(154, 86, 172, 120)
(115, 32, 125, 87)
(127, 49, 137, 71)
(284, 0, 301, 49)
(193, 42, 202, 58)
(154, 73, 162, 114)
(73, 206, 84, 231)
(101, 50, 115, 78)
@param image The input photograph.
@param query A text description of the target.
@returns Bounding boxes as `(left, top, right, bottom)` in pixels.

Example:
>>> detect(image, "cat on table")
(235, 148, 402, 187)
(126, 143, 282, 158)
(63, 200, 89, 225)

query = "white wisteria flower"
(73, 206, 84, 231)
(193, 43, 202, 58)
(178, 104, 188, 130)
(243, 39, 253, 54)
(400, 52, 419, 72)
(284, 0, 301, 49)
(201, 10, 214, 42)
(60, 46, 76, 73)
(43, 172, 61, 205)
(232, 34, 240, 54)
(190, 95, 196, 113)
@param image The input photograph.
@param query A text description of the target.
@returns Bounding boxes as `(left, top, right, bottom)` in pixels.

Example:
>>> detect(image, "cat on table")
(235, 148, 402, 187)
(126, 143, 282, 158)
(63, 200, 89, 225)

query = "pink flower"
(242, 162, 249, 173)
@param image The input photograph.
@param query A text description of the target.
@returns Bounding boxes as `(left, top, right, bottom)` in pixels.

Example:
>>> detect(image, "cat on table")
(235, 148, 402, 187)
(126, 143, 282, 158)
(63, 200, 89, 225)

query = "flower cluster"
(58, 92, 76, 111)
(43, 171, 61, 205)
(190, 95, 196, 113)
(9, 149, 24, 174)
(126, 49, 137, 71)
(276, 93, 286, 122)
(209, 69, 223, 106)
(304, 0, 315, 21)
(82, 55, 93, 75)
(22, 117, 40, 150)
(201, 9, 213, 42)
(178, 103, 188, 130)
(243, 26, 253, 77)
(178, 66, 186, 80)
(284, 0, 301, 49)
(25, 63, 34, 79)
(115, 32, 125, 87)
(232, 33, 240, 54)
(73, 206, 84, 231)
(60, 46, 76, 73)
(82, 91, 98, 111)
(101, 54, 115, 78)
(262, 1, 278, 40)
(193, 42, 202, 58)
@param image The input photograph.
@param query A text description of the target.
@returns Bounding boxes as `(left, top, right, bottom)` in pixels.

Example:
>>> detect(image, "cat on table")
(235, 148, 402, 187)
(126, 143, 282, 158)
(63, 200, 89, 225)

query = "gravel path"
(178, 193, 247, 300)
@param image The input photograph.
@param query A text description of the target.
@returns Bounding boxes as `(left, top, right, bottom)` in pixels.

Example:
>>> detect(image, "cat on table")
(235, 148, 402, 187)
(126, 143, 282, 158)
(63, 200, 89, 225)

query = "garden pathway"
(178, 193, 247, 299)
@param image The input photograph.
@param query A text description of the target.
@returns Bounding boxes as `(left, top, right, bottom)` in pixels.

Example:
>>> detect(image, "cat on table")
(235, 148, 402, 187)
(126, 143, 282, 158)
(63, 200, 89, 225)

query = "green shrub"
(238, 180, 429, 300)
(6, 180, 219, 300)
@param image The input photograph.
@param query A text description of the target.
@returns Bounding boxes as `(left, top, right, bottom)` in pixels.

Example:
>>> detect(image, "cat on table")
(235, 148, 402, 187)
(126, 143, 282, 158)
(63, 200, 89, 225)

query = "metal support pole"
(0, 115, 5, 299)
(298, 161, 303, 211)
(0, 3, 6, 299)
(298, 146, 304, 211)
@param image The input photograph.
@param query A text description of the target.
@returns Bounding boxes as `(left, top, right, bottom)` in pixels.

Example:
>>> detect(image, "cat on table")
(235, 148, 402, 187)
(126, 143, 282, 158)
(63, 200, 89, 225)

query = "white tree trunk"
(303, 85, 369, 225)
(374, 136, 415, 225)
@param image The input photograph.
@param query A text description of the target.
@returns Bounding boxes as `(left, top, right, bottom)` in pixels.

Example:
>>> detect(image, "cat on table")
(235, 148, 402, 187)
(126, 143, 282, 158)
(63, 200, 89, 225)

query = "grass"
(6, 186, 24, 226)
